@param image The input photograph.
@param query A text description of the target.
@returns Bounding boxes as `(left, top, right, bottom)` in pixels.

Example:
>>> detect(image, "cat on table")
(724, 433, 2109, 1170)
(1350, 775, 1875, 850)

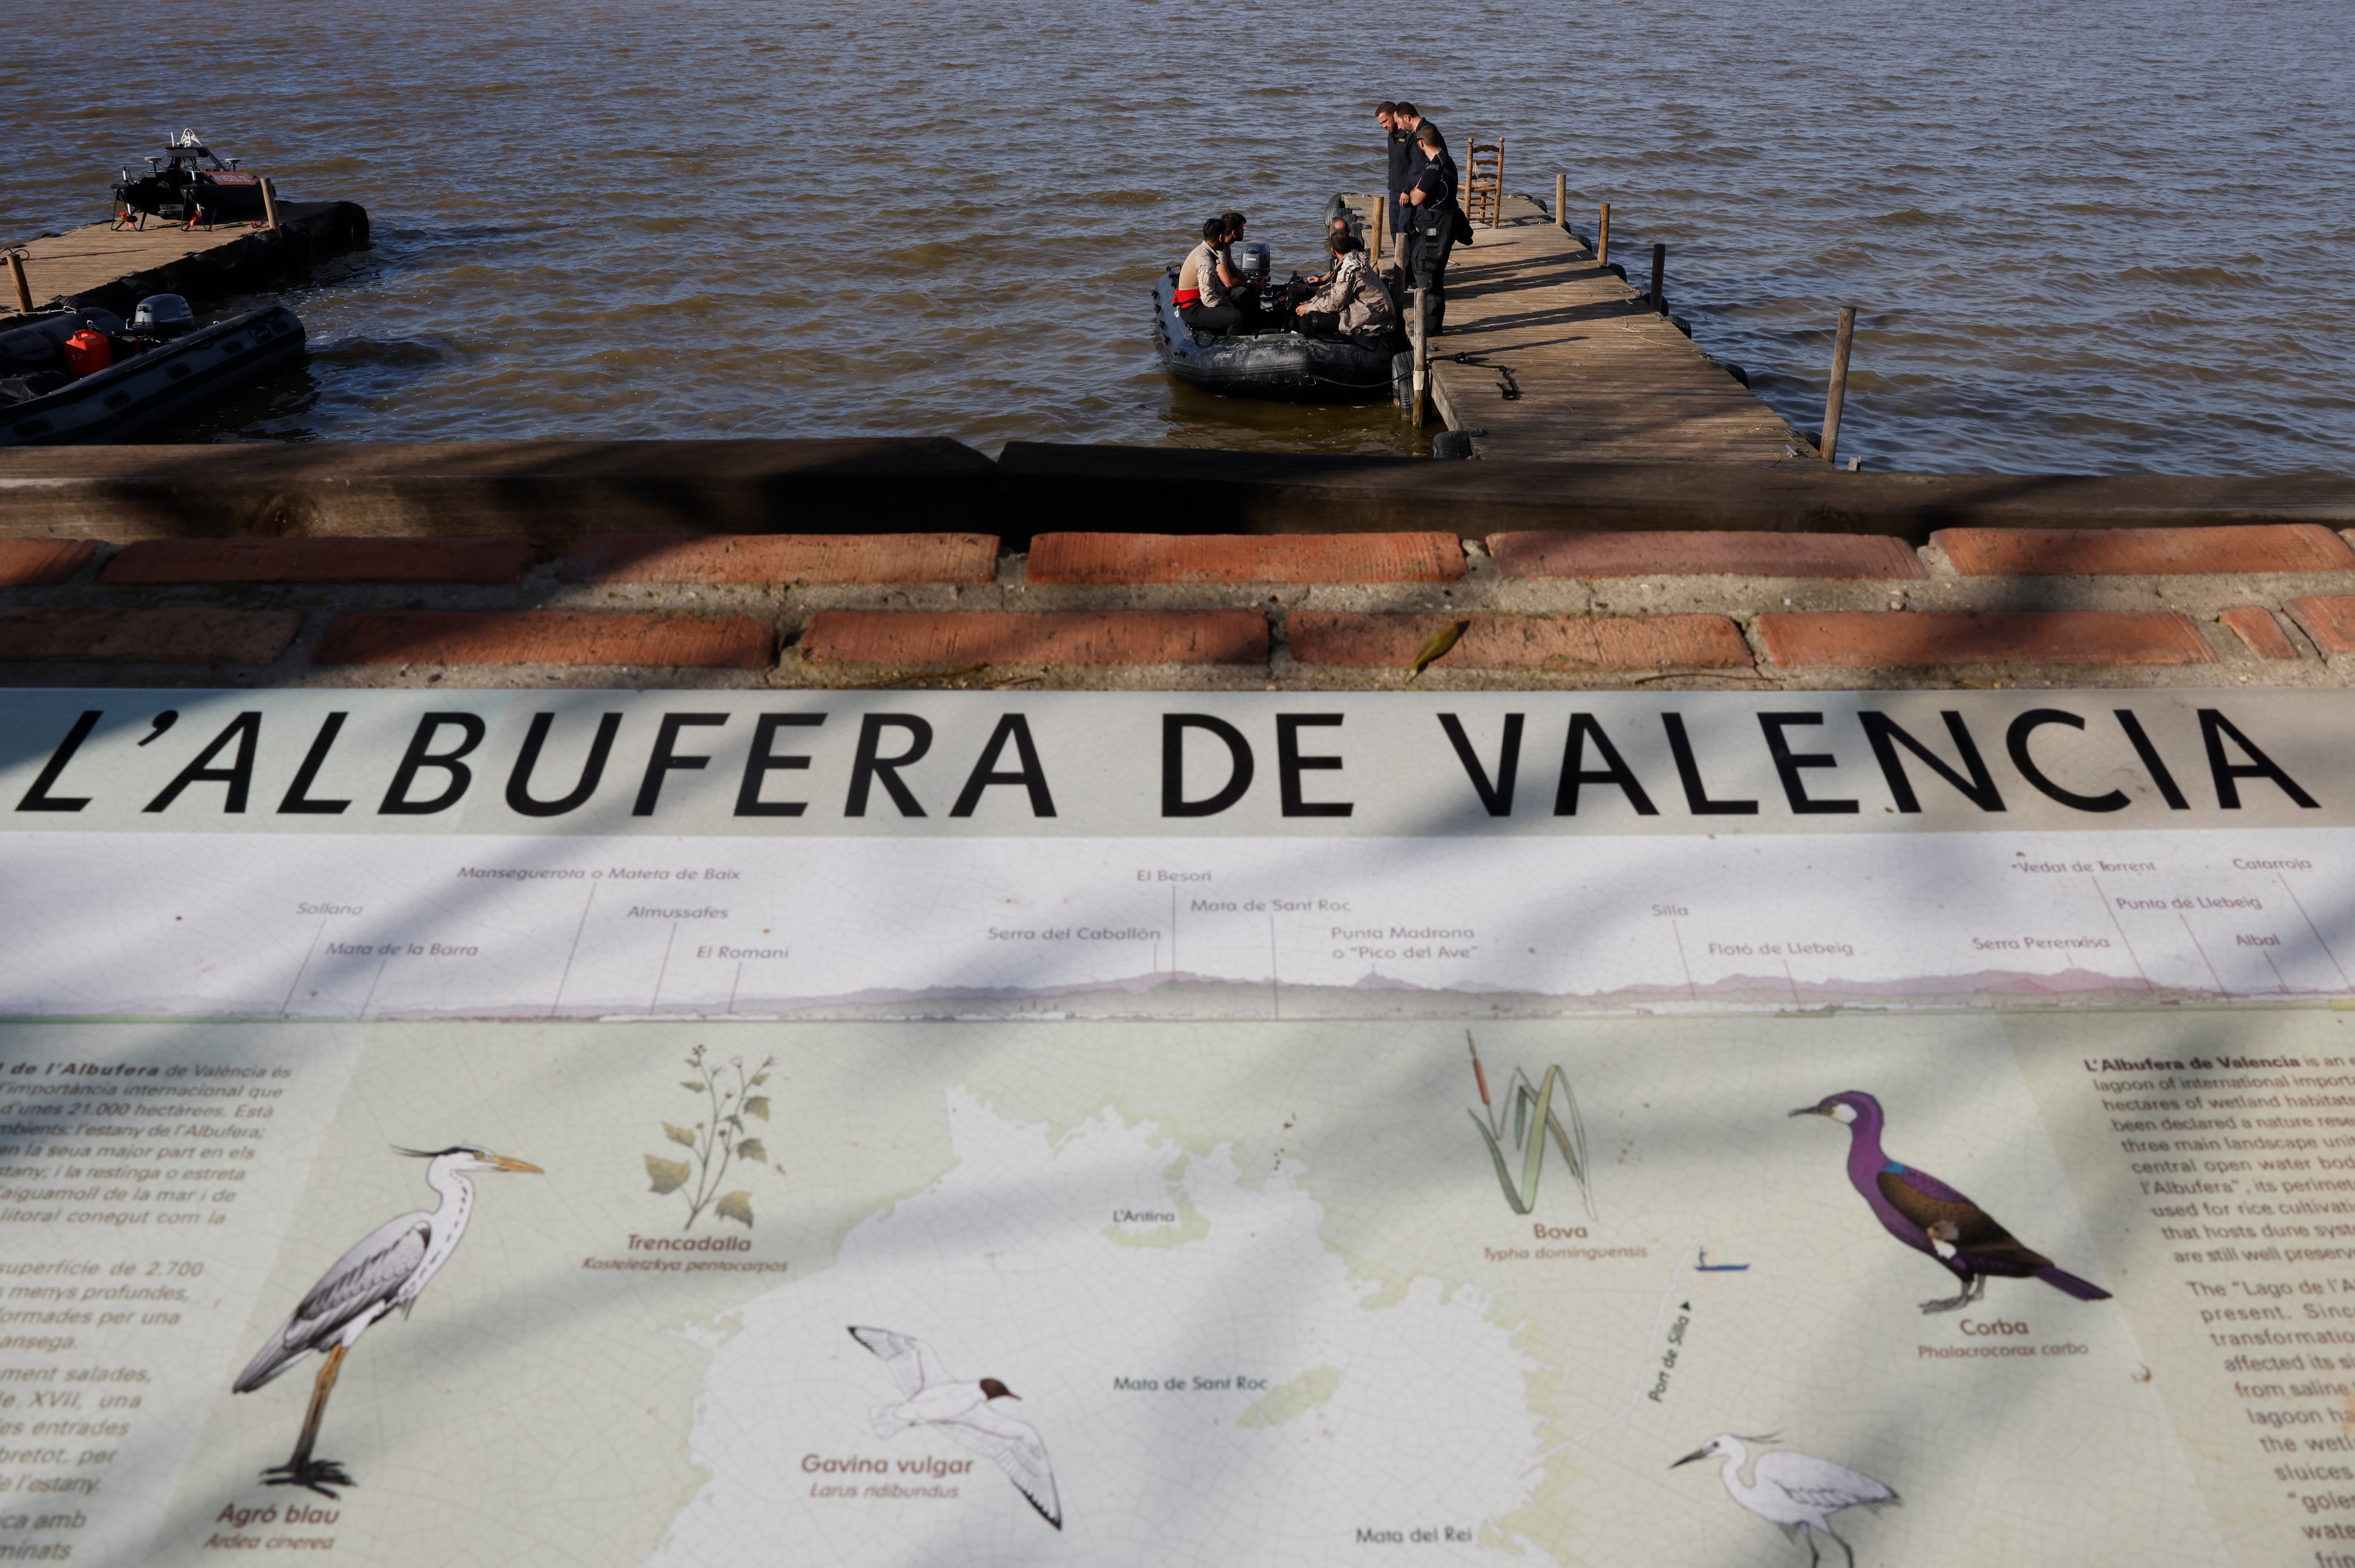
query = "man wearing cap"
(1402, 121, 1462, 335)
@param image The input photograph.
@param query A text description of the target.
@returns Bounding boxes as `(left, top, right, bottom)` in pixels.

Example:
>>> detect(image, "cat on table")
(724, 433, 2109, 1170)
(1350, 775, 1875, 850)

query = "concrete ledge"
(995, 444, 2355, 542)
(0, 438, 995, 542)
(4, 441, 2350, 549)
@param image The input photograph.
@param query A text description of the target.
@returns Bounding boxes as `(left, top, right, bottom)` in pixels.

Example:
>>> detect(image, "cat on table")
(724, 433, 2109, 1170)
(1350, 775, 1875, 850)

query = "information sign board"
(0, 689, 2348, 1566)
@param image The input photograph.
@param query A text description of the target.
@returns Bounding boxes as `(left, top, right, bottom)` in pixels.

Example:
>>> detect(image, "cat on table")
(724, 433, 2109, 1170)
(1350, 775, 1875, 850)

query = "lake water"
(6, 0, 2352, 472)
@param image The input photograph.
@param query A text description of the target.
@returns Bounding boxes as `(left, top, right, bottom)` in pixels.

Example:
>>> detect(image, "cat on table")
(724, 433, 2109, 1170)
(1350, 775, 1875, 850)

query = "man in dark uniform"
(1402, 121, 1461, 335)
(1379, 101, 1417, 259)
(1392, 104, 1444, 280)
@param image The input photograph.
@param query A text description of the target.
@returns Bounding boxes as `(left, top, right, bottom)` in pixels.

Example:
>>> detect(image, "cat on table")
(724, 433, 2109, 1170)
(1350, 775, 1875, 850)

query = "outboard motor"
(1232, 242, 1272, 285)
(131, 294, 195, 340)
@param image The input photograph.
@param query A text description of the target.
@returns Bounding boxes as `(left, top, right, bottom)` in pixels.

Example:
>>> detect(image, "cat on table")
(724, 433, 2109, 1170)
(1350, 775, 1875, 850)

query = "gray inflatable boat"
(0, 302, 305, 446)
(1152, 269, 1404, 404)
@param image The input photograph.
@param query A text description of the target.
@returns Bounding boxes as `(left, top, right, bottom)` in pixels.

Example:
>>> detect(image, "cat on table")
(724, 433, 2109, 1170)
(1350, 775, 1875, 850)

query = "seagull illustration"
(1792, 1090, 2111, 1313)
(848, 1326, 1062, 1529)
(1673, 1432, 1898, 1568)
(232, 1145, 541, 1496)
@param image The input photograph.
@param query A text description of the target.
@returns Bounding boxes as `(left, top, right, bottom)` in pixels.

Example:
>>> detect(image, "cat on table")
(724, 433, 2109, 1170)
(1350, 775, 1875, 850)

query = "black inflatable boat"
(0, 303, 306, 446)
(1152, 269, 1404, 404)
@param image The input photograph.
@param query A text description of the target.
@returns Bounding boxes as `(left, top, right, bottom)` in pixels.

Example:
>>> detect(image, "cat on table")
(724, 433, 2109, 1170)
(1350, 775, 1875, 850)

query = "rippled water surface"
(5, 0, 2351, 470)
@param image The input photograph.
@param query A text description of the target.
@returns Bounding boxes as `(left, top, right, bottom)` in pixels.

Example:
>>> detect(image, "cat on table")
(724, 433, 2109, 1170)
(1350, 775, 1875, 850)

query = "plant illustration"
(645, 1045, 772, 1229)
(1464, 1032, 1596, 1219)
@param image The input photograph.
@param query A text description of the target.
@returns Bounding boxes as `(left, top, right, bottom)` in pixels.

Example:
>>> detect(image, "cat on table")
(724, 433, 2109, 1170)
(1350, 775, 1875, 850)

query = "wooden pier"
(4, 202, 369, 323)
(1351, 193, 1807, 463)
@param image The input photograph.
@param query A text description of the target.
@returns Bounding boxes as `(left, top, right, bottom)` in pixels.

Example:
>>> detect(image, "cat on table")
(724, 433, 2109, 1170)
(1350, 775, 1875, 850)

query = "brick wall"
(5, 526, 2355, 690)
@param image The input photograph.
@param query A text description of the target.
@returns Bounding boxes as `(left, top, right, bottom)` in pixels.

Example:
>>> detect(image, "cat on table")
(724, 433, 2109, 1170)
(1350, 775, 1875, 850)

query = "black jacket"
(1397, 121, 1445, 200)
(1386, 125, 1418, 201)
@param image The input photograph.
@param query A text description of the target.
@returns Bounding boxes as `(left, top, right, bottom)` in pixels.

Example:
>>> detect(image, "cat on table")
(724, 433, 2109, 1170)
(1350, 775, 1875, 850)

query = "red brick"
(2286, 597, 2355, 656)
(2220, 606, 2300, 661)
(1758, 611, 2216, 667)
(1288, 613, 1752, 670)
(1027, 532, 1465, 585)
(99, 537, 535, 586)
(562, 533, 999, 585)
(0, 608, 297, 663)
(799, 610, 1267, 667)
(1933, 525, 2355, 576)
(312, 611, 773, 667)
(0, 539, 97, 587)
(1489, 530, 1924, 580)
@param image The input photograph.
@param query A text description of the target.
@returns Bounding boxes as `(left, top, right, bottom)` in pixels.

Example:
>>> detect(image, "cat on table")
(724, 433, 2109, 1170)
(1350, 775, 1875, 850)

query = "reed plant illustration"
(645, 1045, 771, 1229)
(1464, 1032, 1596, 1218)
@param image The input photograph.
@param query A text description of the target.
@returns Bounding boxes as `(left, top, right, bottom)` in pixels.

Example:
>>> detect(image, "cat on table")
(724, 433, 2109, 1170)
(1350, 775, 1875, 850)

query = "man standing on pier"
(1379, 102, 1416, 251)
(1403, 122, 1461, 335)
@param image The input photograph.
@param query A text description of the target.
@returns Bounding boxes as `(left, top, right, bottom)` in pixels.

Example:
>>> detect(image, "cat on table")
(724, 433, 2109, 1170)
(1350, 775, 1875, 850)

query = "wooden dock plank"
(4, 202, 353, 320)
(7, 221, 256, 316)
(1363, 193, 1808, 464)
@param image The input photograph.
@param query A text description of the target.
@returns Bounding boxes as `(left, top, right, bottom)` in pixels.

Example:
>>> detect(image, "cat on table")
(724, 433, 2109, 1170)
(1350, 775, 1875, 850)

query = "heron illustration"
(1792, 1090, 2111, 1313)
(232, 1145, 542, 1496)
(1673, 1432, 1898, 1568)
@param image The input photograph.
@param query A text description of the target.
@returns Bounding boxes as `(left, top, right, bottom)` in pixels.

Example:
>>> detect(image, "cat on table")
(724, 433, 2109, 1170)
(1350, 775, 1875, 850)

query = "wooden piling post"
(1370, 201, 1384, 271)
(1412, 287, 1431, 428)
(1493, 142, 1506, 228)
(1597, 203, 1610, 268)
(1554, 173, 1566, 233)
(6, 252, 30, 316)
(260, 176, 281, 232)
(1821, 305, 1857, 464)
(1650, 243, 1666, 313)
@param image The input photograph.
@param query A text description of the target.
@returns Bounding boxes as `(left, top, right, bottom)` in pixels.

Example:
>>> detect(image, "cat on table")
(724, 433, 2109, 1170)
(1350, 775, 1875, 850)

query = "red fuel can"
(64, 328, 113, 378)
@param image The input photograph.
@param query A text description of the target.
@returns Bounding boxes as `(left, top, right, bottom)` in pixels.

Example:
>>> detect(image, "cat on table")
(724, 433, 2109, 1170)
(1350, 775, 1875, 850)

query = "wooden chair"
(1463, 137, 1504, 227)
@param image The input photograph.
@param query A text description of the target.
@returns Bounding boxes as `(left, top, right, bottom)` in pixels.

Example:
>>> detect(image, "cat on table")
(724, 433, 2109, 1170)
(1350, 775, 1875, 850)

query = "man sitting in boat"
(1296, 208, 1363, 289)
(1175, 218, 1245, 337)
(1292, 234, 1395, 338)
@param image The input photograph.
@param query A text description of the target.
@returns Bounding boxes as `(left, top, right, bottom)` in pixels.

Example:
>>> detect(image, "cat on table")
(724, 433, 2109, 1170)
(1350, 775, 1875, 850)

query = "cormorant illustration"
(1792, 1091, 2109, 1312)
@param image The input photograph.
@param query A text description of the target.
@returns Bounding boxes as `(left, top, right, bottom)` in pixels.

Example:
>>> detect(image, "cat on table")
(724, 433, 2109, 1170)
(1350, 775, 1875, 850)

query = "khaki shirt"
(1178, 241, 1230, 307)
(1305, 255, 1396, 333)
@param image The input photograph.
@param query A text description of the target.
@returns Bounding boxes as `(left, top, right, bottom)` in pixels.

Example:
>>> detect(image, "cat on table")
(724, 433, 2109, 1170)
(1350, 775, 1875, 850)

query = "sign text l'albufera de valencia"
(0, 688, 2336, 834)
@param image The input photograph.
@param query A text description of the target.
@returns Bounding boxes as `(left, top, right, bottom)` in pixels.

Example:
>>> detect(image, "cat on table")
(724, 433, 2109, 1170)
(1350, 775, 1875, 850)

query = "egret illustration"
(1673, 1432, 1898, 1568)
(1793, 1090, 2111, 1313)
(849, 1326, 1063, 1529)
(232, 1145, 542, 1496)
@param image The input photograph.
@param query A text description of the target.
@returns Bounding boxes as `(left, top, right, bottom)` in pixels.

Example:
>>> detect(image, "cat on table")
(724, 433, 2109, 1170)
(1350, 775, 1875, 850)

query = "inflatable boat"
(0, 302, 306, 446)
(1152, 269, 1405, 404)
